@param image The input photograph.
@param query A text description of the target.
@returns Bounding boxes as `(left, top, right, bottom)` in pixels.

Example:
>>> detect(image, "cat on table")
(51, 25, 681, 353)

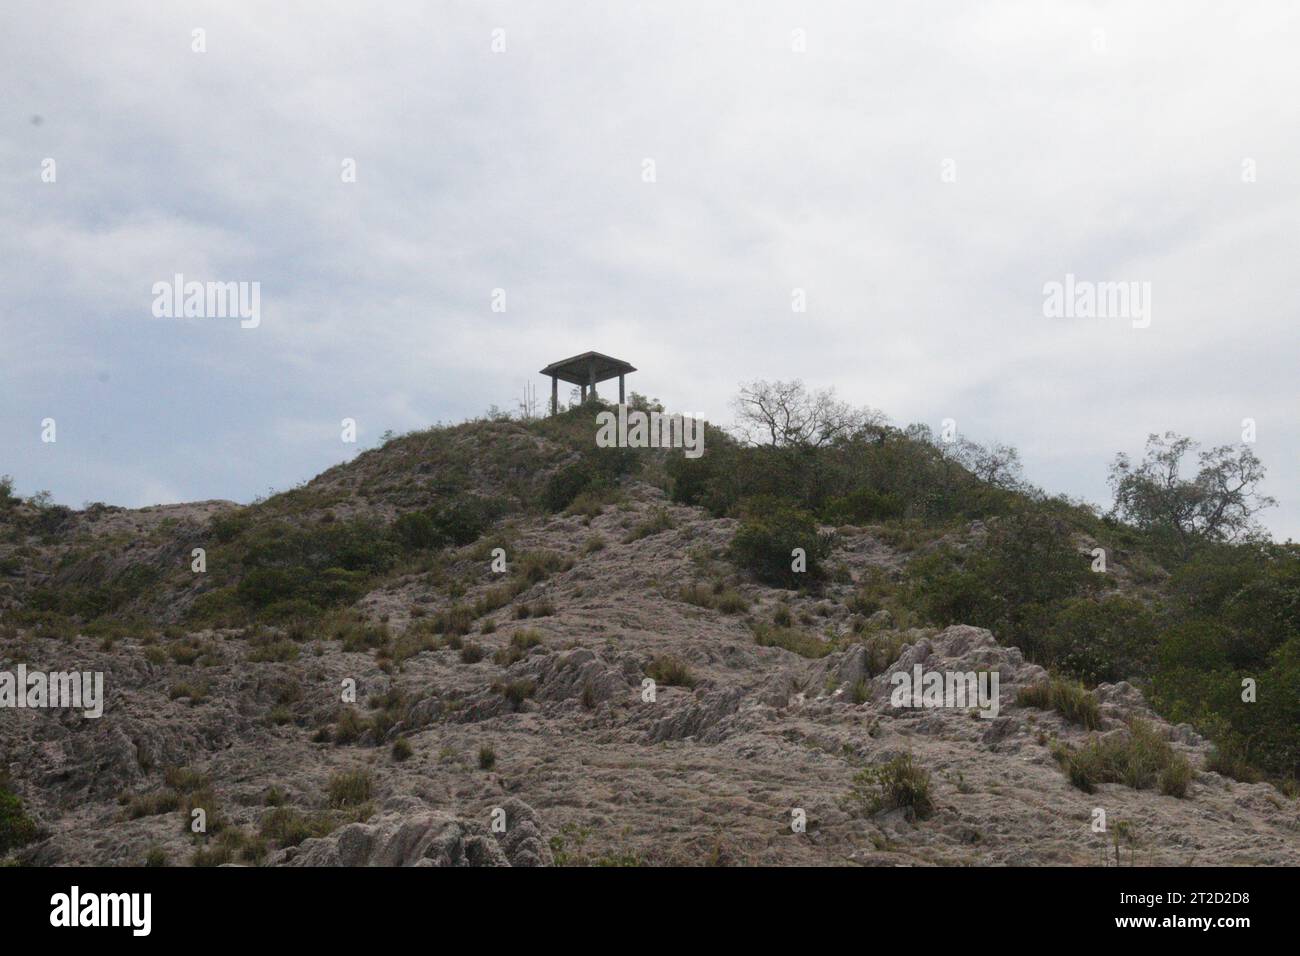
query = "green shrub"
(0, 786, 38, 854)
(904, 510, 1092, 657)
(234, 519, 396, 613)
(823, 488, 904, 524)
(432, 496, 502, 547)
(478, 744, 497, 770)
(543, 464, 595, 513)
(1046, 596, 1157, 686)
(729, 498, 832, 588)
(391, 512, 441, 550)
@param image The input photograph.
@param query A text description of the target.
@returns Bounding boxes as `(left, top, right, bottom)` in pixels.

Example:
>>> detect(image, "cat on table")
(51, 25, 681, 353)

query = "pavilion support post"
(550, 375, 558, 416)
(618, 374, 625, 404)
(581, 384, 587, 402)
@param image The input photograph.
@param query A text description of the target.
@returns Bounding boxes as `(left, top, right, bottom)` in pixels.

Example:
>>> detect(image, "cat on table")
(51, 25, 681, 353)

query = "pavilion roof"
(538, 351, 636, 386)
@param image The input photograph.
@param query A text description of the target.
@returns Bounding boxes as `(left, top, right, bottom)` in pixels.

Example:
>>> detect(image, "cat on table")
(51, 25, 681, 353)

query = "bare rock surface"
(3, 482, 1298, 867)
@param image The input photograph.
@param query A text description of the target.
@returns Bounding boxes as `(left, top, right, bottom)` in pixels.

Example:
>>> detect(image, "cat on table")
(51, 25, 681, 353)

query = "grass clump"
(260, 806, 336, 847)
(622, 508, 675, 543)
(430, 605, 475, 636)
(167, 681, 209, 704)
(516, 550, 567, 584)
(494, 629, 544, 666)
(330, 707, 367, 745)
(326, 769, 373, 808)
(125, 790, 182, 820)
(645, 654, 697, 688)
(849, 754, 934, 820)
(497, 679, 537, 711)
(248, 638, 300, 663)
(752, 622, 834, 659)
(1016, 678, 1102, 730)
(478, 744, 497, 770)
(680, 581, 748, 614)
(1051, 719, 1192, 797)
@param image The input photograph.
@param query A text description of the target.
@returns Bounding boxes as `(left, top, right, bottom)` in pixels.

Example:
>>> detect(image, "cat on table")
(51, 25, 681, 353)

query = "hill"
(1, 401, 1297, 865)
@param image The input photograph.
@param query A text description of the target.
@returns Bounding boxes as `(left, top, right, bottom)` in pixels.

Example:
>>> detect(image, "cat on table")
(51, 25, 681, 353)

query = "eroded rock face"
(277, 798, 551, 867)
(4, 483, 1299, 868)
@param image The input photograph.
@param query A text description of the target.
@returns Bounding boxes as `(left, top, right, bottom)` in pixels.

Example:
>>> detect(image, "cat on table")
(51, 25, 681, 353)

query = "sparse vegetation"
(0, 776, 38, 854)
(143, 846, 169, 867)
(623, 507, 675, 543)
(751, 622, 834, 659)
(1016, 678, 1102, 730)
(326, 769, 373, 808)
(494, 629, 544, 666)
(645, 655, 696, 688)
(259, 806, 336, 847)
(679, 581, 748, 613)
(497, 679, 537, 710)
(1051, 720, 1193, 797)
(849, 755, 934, 820)
(4, 391, 1297, 867)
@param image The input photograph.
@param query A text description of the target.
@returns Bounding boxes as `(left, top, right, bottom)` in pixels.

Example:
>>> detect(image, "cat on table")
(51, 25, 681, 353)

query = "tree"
(731, 379, 885, 448)
(1108, 432, 1275, 558)
(955, 439, 1024, 490)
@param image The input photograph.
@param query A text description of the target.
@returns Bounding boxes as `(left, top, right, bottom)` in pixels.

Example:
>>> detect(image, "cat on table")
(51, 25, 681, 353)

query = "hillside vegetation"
(1, 382, 1296, 797)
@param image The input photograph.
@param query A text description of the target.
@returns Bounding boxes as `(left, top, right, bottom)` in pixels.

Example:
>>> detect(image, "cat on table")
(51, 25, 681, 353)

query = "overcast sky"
(2, 1, 1297, 540)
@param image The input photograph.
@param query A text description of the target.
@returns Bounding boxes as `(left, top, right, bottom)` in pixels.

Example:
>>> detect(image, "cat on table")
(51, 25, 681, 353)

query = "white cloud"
(1, 0, 1297, 538)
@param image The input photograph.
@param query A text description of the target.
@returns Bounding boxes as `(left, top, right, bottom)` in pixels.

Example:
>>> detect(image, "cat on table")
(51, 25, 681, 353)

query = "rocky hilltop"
(1, 416, 1297, 867)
